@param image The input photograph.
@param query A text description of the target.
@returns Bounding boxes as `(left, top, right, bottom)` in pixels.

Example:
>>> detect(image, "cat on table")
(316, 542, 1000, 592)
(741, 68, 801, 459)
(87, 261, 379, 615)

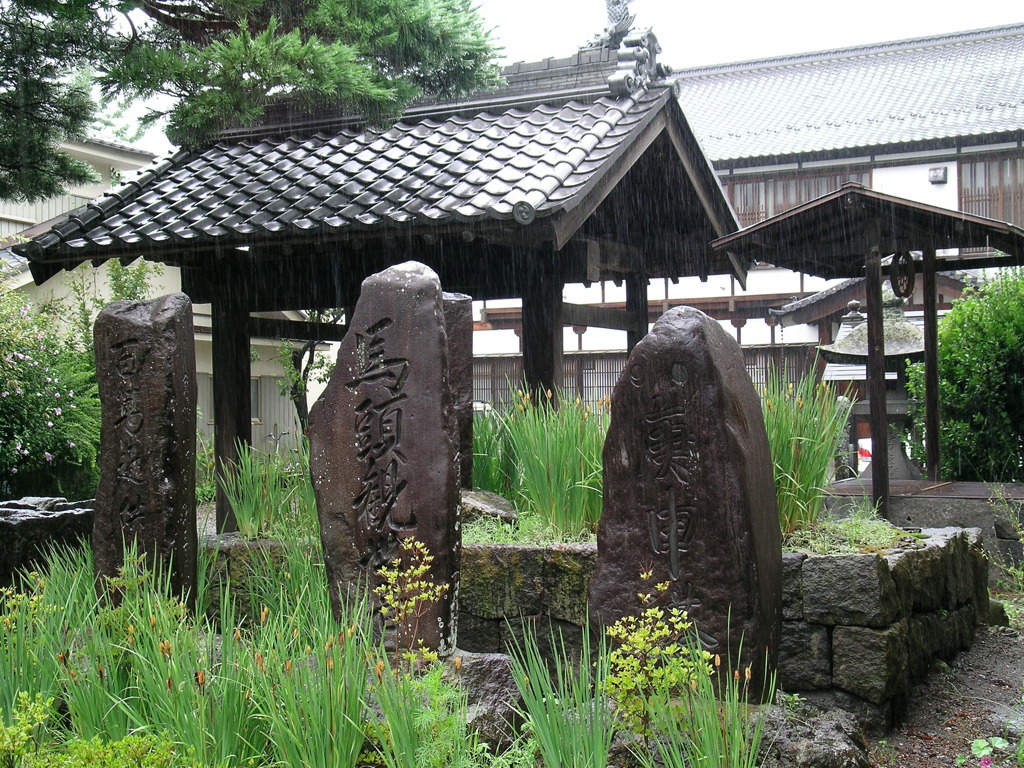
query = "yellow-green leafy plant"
(375, 538, 448, 670)
(763, 369, 853, 535)
(603, 571, 712, 740)
(0, 693, 50, 768)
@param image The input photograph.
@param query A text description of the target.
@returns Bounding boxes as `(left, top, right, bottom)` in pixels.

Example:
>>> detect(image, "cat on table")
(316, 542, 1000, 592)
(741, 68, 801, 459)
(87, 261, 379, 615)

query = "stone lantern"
(818, 293, 925, 481)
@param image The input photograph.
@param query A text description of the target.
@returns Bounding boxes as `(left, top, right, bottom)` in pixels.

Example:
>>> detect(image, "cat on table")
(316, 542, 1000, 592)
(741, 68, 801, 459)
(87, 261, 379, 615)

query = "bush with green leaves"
(907, 268, 1024, 482)
(0, 290, 100, 500)
(602, 572, 711, 740)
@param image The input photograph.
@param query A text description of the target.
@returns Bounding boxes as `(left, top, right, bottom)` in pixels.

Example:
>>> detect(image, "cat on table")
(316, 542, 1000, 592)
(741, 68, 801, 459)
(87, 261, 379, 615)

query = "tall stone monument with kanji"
(93, 293, 197, 606)
(308, 262, 459, 656)
(588, 306, 781, 696)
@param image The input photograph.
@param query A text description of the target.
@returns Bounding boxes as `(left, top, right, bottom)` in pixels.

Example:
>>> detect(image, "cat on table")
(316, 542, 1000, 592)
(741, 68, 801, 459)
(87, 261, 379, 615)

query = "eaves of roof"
(713, 183, 1024, 279)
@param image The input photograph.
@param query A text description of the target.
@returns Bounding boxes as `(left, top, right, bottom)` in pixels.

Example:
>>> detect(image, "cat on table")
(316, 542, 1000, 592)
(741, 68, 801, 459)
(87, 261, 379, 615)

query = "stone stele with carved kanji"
(588, 306, 781, 698)
(308, 261, 459, 656)
(92, 293, 198, 607)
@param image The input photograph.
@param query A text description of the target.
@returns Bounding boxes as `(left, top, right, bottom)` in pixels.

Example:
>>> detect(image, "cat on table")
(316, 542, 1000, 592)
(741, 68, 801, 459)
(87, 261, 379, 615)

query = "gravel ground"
(866, 622, 1024, 767)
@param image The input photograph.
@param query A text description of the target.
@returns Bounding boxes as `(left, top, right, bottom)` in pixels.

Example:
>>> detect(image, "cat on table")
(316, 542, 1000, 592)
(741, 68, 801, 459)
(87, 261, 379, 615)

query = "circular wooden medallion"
(890, 252, 916, 298)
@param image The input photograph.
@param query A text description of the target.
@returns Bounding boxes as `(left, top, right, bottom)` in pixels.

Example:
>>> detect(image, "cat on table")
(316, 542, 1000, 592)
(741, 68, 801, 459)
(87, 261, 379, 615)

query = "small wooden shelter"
(15, 35, 745, 530)
(713, 181, 1024, 513)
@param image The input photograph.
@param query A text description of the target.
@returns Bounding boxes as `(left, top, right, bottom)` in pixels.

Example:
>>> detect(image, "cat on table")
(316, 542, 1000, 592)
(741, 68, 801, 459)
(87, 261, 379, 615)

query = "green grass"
(508, 620, 615, 768)
(217, 440, 318, 540)
(783, 504, 923, 555)
(471, 389, 609, 540)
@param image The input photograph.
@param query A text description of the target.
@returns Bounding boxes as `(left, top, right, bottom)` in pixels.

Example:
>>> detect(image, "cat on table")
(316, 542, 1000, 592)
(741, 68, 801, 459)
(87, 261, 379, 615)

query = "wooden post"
(212, 297, 251, 533)
(864, 234, 889, 515)
(625, 271, 648, 352)
(922, 248, 941, 481)
(521, 248, 563, 401)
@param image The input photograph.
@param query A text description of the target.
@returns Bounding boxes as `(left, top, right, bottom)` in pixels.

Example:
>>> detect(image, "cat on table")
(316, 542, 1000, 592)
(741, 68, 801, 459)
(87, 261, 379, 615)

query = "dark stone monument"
(308, 261, 459, 656)
(588, 306, 781, 697)
(93, 293, 197, 606)
(443, 292, 474, 489)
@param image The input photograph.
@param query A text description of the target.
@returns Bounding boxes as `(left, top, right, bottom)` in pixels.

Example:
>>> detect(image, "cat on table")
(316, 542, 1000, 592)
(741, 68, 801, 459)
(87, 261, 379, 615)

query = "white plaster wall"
(872, 161, 959, 210)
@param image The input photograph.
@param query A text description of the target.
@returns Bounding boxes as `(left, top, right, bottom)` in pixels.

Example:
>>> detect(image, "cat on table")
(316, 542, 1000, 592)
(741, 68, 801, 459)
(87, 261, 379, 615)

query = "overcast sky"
(474, 0, 1022, 69)
(128, 1, 1020, 155)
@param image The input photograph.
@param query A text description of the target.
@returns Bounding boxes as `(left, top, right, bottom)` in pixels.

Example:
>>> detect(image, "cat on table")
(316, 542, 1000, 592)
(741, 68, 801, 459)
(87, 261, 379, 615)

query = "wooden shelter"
(713, 182, 1024, 513)
(15, 35, 744, 530)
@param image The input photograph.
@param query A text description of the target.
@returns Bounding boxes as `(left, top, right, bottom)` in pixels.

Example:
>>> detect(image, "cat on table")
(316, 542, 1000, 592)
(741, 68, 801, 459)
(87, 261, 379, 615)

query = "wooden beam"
(922, 248, 941, 481)
(561, 302, 644, 333)
(864, 225, 889, 516)
(625, 271, 649, 351)
(211, 298, 251, 533)
(247, 316, 348, 342)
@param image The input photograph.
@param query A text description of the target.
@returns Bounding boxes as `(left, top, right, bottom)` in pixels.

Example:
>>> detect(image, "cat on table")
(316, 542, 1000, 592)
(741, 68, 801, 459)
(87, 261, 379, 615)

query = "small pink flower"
(43, 452, 54, 462)
(0, 391, 7, 397)
(46, 421, 53, 428)
(54, 408, 62, 416)
(979, 757, 993, 768)
(67, 441, 75, 448)
(10, 468, 16, 474)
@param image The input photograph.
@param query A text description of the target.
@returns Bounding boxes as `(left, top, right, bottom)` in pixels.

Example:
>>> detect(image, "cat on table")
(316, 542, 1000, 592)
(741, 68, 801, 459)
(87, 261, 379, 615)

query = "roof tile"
(20, 78, 676, 254)
(674, 24, 1024, 161)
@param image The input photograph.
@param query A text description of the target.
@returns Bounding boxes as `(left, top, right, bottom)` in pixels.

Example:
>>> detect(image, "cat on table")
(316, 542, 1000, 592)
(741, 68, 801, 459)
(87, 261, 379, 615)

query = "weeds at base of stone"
(869, 738, 897, 766)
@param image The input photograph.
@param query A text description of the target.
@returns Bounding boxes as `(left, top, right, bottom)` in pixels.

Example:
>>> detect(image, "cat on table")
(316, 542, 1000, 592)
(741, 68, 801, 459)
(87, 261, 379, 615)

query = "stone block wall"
(460, 528, 989, 727)
(779, 527, 988, 725)
(0, 497, 94, 587)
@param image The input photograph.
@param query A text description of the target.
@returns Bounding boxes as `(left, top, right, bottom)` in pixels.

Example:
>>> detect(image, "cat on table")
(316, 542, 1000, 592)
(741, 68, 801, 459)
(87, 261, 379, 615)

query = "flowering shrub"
(0, 290, 100, 500)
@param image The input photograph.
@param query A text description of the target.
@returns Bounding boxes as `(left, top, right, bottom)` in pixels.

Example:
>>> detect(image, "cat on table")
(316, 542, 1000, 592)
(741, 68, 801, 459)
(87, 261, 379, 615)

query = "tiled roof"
(674, 24, 1024, 162)
(20, 82, 681, 260)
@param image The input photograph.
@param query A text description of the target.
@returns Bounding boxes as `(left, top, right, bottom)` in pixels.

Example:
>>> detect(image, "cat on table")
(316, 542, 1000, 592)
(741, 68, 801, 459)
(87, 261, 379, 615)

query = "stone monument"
(308, 262, 459, 656)
(443, 292, 474, 489)
(92, 293, 197, 606)
(588, 306, 781, 697)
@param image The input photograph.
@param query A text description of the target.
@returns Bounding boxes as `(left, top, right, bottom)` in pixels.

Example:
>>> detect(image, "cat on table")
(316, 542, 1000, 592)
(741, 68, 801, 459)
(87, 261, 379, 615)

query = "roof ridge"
(218, 80, 681, 144)
(672, 22, 1024, 79)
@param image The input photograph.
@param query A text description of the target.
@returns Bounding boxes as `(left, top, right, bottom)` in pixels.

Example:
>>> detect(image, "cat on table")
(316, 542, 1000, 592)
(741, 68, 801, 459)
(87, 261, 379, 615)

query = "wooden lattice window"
(723, 169, 871, 227)
(960, 153, 1024, 227)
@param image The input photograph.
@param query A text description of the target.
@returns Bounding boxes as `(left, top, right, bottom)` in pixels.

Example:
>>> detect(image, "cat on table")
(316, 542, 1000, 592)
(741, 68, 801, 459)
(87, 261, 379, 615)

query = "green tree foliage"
(907, 268, 1024, 482)
(1, 0, 500, 201)
(0, 0, 106, 201)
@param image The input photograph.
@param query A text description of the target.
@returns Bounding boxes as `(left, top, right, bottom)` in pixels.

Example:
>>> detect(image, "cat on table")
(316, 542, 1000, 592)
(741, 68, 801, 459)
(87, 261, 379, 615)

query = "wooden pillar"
(922, 248, 941, 481)
(864, 234, 889, 515)
(625, 271, 648, 352)
(212, 297, 251, 533)
(521, 248, 563, 400)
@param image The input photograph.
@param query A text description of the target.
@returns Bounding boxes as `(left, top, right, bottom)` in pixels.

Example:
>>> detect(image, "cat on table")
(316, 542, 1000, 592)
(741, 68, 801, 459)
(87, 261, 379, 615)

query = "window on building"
(723, 169, 871, 227)
(960, 154, 1024, 227)
(250, 378, 261, 424)
(200, 375, 262, 424)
